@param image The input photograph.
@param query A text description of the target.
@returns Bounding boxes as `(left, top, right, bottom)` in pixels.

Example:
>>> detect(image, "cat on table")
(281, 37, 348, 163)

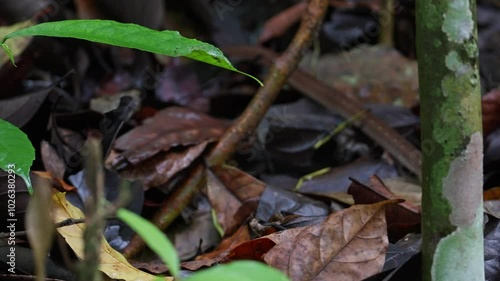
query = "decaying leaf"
(263, 200, 399, 281)
(51, 191, 171, 281)
(206, 165, 266, 236)
(120, 141, 208, 187)
(300, 45, 419, 107)
(109, 106, 230, 166)
(106, 107, 230, 187)
(348, 176, 421, 241)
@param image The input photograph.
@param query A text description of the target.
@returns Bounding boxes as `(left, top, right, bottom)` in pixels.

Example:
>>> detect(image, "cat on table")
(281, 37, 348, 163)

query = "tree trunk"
(416, 1, 484, 280)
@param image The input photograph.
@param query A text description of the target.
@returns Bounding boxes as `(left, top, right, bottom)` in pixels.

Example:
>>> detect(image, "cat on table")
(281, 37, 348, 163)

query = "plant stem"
(416, 0, 484, 280)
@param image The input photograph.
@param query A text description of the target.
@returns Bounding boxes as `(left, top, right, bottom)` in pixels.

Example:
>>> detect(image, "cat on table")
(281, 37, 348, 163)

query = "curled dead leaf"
(263, 200, 399, 281)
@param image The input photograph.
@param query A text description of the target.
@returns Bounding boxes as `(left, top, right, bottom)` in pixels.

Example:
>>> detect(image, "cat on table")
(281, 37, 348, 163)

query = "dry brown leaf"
(348, 177, 421, 242)
(207, 165, 265, 236)
(300, 45, 419, 107)
(368, 176, 420, 213)
(182, 224, 252, 270)
(120, 141, 208, 187)
(106, 107, 230, 187)
(109, 106, 230, 167)
(51, 191, 171, 281)
(263, 200, 399, 281)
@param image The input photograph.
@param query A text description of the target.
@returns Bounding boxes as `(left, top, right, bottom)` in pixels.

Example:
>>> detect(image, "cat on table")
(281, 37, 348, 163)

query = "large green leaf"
(186, 261, 290, 281)
(0, 118, 34, 193)
(116, 208, 180, 279)
(1, 20, 262, 85)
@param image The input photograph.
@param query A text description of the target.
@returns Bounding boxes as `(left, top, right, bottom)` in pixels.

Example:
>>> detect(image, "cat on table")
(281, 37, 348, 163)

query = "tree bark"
(416, 1, 484, 280)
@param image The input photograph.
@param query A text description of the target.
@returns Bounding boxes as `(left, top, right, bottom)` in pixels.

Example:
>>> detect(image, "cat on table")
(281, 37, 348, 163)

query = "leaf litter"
(2, 1, 500, 281)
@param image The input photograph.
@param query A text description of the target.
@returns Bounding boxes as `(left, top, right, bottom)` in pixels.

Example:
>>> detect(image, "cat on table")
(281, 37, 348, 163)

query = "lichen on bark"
(416, 0, 484, 280)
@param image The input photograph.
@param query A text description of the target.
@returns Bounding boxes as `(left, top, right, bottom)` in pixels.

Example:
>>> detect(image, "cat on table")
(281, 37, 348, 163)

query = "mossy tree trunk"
(416, 1, 484, 281)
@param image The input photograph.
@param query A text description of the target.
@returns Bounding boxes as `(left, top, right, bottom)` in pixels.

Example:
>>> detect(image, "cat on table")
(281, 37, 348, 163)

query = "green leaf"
(116, 208, 180, 279)
(186, 261, 290, 281)
(1, 20, 262, 86)
(0, 118, 34, 193)
(1, 43, 16, 66)
(0, 19, 33, 67)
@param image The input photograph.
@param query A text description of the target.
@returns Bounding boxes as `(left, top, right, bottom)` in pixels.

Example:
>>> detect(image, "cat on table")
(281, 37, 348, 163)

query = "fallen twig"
(122, 0, 330, 257)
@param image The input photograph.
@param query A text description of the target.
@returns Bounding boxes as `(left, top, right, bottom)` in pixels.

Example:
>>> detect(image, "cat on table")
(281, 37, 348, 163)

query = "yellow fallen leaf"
(51, 191, 172, 281)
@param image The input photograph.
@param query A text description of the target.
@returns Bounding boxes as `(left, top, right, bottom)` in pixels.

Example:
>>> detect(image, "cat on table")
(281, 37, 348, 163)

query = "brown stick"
(208, 0, 330, 166)
(222, 46, 422, 179)
(122, 0, 330, 257)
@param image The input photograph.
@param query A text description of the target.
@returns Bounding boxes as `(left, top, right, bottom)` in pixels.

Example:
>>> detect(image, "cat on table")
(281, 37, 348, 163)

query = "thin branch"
(208, 0, 330, 166)
(122, 0, 330, 257)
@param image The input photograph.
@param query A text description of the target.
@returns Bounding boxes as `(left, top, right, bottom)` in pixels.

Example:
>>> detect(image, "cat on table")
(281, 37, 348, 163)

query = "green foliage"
(0, 19, 262, 191)
(1, 19, 262, 85)
(0, 118, 34, 193)
(116, 208, 180, 279)
(186, 261, 290, 281)
(118, 207, 290, 281)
